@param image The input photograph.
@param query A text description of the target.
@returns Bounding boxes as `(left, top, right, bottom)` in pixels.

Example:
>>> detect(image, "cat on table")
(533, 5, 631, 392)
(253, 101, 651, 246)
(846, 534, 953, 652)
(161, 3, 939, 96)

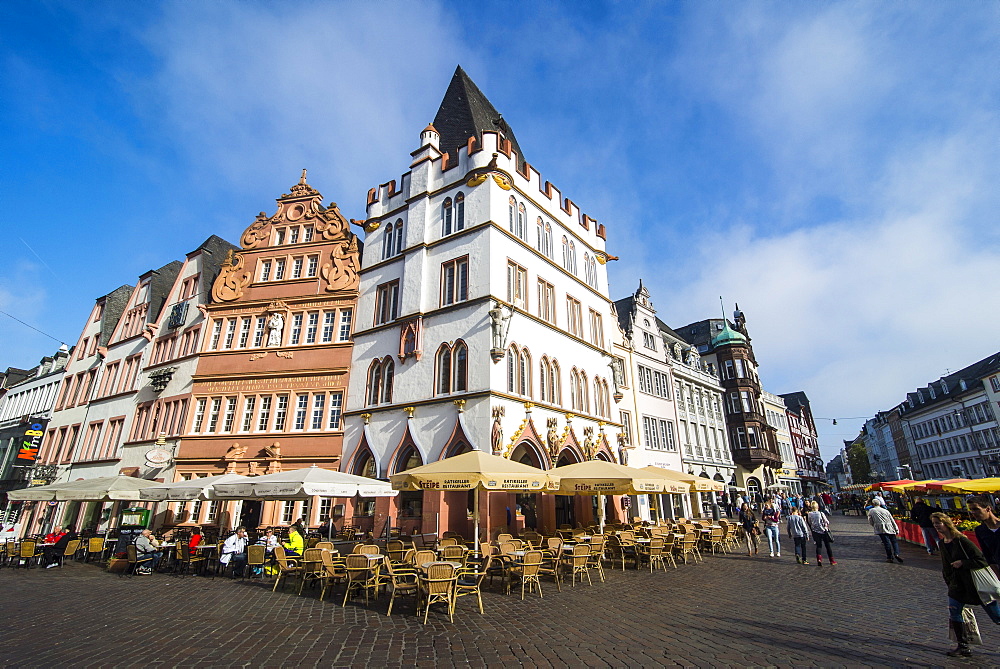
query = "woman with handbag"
(738, 503, 760, 557)
(806, 501, 836, 566)
(932, 511, 1000, 657)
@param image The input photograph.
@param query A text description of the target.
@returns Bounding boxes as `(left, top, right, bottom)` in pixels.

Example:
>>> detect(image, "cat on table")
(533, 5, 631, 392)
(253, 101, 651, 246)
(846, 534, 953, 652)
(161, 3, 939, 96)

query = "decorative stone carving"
(546, 418, 560, 463)
(583, 427, 596, 461)
(212, 249, 252, 302)
(491, 406, 505, 455)
(266, 312, 284, 347)
(225, 443, 248, 460)
(321, 237, 360, 292)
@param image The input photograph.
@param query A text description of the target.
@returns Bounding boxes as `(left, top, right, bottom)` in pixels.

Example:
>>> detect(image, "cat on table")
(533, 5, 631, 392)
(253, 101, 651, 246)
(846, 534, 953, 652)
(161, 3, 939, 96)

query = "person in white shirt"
(220, 527, 249, 577)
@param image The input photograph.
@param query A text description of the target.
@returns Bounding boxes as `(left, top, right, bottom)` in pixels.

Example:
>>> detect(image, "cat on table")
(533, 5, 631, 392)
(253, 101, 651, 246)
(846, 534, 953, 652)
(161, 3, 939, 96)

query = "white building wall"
(345, 128, 622, 476)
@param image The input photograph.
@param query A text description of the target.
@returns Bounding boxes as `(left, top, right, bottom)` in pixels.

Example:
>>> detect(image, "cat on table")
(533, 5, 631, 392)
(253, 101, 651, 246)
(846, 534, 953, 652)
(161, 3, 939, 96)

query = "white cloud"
(131, 1, 464, 216)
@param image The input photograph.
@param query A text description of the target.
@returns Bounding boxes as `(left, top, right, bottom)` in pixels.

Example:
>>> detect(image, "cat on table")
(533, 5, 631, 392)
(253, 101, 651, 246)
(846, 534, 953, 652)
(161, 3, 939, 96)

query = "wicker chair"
(678, 534, 703, 564)
(440, 545, 467, 564)
(453, 555, 491, 615)
(413, 550, 436, 567)
(438, 537, 459, 548)
(16, 540, 40, 569)
(314, 541, 334, 551)
(272, 546, 302, 592)
(318, 551, 347, 602)
(342, 554, 384, 607)
(244, 545, 266, 580)
(176, 543, 206, 576)
(386, 540, 407, 563)
(383, 557, 419, 616)
(85, 537, 106, 563)
(564, 543, 592, 586)
(607, 535, 638, 570)
(52, 539, 81, 568)
(121, 544, 153, 577)
(586, 535, 606, 582)
(507, 549, 544, 600)
(298, 548, 327, 594)
(638, 537, 667, 572)
(419, 562, 457, 623)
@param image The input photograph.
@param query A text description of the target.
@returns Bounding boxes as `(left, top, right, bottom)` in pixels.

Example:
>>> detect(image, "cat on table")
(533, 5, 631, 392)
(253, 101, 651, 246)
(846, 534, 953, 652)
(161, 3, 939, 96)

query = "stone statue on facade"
(491, 406, 505, 455)
(267, 313, 284, 347)
(546, 418, 560, 463)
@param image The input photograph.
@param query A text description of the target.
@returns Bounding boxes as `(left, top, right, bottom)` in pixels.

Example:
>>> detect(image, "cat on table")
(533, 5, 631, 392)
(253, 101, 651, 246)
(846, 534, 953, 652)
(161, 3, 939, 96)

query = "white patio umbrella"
(549, 460, 668, 532)
(138, 473, 251, 501)
(212, 466, 397, 500)
(7, 475, 161, 502)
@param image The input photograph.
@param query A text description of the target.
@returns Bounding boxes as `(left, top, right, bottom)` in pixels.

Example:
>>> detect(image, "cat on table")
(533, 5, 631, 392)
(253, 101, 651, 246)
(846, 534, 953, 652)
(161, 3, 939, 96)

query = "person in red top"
(44, 526, 66, 544)
(188, 526, 203, 552)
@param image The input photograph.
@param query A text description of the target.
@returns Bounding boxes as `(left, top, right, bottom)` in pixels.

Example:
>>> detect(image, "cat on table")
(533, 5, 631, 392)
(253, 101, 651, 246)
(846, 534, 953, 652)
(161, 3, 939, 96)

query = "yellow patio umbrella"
(642, 466, 722, 492)
(940, 478, 1000, 494)
(389, 450, 559, 553)
(549, 460, 668, 532)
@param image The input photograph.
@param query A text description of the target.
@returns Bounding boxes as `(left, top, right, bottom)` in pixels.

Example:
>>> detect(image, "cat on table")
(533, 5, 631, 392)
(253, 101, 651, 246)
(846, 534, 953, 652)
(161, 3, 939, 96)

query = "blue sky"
(2, 1, 998, 462)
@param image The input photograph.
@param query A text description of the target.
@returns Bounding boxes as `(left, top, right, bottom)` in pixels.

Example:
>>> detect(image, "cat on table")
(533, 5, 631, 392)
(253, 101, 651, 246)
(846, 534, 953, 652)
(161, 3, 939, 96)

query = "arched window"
(395, 445, 423, 473)
(353, 450, 378, 479)
(551, 360, 562, 406)
(506, 344, 530, 397)
(381, 358, 394, 403)
(594, 377, 604, 417)
(453, 340, 467, 392)
(508, 196, 517, 235)
(516, 203, 526, 240)
(519, 348, 531, 397)
(539, 357, 550, 402)
(544, 223, 553, 257)
(561, 236, 571, 271)
(367, 360, 382, 405)
(536, 217, 545, 253)
(436, 344, 452, 394)
(570, 369, 580, 411)
(394, 219, 404, 256)
(580, 370, 589, 413)
(584, 253, 597, 287)
(442, 198, 453, 236)
(382, 222, 395, 260)
(568, 240, 577, 274)
(506, 347, 517, 394)
(455, 193, 465, 231)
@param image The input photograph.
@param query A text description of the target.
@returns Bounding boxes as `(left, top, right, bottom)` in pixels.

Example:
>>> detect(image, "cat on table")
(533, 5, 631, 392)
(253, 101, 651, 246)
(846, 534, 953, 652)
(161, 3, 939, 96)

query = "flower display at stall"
(956, 519, 981, 532)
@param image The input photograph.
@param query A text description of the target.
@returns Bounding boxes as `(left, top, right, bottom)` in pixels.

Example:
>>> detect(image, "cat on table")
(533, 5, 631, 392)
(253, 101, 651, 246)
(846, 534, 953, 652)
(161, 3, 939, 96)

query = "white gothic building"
(342, 67, 625, 537)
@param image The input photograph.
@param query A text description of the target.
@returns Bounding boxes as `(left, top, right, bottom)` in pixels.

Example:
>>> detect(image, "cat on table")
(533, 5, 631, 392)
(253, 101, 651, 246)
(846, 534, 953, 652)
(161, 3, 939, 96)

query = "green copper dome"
(711, 322, 747, 347)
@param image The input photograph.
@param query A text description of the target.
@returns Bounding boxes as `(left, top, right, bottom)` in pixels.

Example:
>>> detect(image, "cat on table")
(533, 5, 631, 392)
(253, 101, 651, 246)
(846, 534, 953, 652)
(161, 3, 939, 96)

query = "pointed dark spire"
(433, 66, 525, 169)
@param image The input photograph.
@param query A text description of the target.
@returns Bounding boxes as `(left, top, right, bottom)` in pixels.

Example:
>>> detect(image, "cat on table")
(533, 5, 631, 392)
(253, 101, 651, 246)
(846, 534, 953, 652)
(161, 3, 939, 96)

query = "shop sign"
(13, 418, 48, 468)
(144, 447, 173, 467)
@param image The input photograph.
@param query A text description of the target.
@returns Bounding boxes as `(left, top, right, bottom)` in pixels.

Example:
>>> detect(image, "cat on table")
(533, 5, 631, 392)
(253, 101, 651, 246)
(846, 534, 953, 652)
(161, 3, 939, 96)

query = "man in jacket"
(911, 498, 937, 554)
(220, 527, 249, 577)
(134, 529, 162, 574)
(868, 497, 903, 563)
(968, 495, 1000, 575)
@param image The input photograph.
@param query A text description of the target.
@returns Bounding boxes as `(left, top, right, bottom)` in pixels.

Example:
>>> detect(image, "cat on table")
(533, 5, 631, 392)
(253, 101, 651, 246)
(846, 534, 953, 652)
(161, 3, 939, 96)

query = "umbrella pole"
(598, 494, 605, 533)
(474, 489, 480, 555)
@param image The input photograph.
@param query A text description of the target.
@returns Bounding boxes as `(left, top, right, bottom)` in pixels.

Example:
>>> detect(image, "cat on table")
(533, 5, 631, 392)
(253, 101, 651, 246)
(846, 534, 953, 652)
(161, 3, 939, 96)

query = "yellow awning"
(940, 478, 1000, 494)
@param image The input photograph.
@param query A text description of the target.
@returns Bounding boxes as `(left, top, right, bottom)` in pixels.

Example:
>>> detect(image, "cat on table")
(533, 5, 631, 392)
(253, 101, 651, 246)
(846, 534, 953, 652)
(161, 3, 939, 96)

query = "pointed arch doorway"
(510, 441, 545, 531)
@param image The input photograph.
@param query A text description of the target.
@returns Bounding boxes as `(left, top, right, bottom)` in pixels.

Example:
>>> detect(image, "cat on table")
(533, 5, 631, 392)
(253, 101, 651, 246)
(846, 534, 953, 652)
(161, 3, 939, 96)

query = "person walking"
(787, 507, 811, 564)
(739, 503, 760, 557)
(867, 497, 903, 563)
(968, 495, 1000, 576)
(932, 512, 1000, 657)
(807, 501, 836, 566)
(761, 500, 781, 557)
(912, 497, 938, 555)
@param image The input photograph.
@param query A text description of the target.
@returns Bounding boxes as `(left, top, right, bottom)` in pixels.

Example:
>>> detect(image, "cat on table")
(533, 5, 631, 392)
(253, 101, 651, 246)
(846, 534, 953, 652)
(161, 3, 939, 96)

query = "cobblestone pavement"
(0, 515, 997, 668)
